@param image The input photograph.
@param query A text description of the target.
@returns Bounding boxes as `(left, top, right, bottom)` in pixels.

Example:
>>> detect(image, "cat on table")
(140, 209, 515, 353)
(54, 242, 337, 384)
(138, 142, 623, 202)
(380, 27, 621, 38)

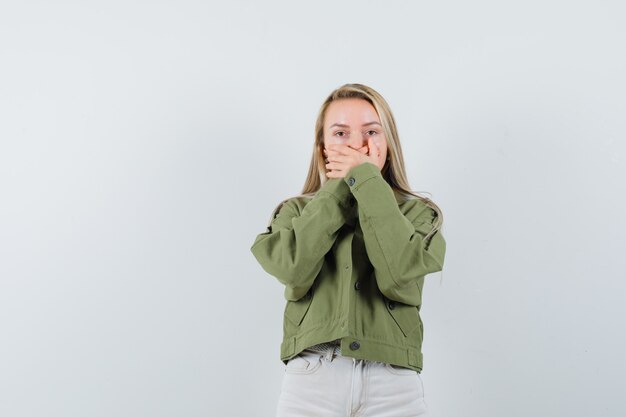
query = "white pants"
(276, 346, 430, 417)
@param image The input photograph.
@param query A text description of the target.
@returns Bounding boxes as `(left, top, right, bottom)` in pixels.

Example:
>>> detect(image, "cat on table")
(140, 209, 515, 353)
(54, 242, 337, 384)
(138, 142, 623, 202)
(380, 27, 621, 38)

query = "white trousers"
(276, 346, 430, 417)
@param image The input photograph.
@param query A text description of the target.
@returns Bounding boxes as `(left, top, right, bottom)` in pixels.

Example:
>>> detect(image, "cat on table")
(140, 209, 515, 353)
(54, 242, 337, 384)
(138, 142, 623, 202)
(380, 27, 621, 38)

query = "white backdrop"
(1, 1, 625, 416)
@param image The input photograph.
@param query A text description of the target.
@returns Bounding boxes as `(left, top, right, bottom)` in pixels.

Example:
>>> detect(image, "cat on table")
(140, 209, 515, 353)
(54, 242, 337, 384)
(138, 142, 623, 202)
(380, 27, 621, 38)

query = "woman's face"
(323, 98, 388, 163)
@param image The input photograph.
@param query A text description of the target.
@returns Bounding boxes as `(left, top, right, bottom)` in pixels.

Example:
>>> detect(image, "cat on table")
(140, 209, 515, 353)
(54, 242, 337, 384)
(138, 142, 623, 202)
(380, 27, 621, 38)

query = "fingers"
(324, 154, 347, 164)
(325, 161, 343, 171)
(367, 138, 382, 170)
(325, 143, 358, 153)
(324, 143, 368, 175)
(324, 145, 349, 177)
(325, 143, 367, 157)
(369, 138, 381, 156)
(325, 170, 342, 179)
(323, 147, 347, 162)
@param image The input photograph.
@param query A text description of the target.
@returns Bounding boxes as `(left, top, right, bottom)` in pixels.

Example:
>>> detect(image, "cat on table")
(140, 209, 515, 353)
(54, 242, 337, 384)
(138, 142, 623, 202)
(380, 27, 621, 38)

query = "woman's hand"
(323, 138, 383, 179)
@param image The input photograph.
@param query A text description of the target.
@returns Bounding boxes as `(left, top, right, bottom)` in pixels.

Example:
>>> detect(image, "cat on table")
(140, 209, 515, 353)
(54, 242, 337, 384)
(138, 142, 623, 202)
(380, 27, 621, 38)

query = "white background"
(1, 1, 625, 416)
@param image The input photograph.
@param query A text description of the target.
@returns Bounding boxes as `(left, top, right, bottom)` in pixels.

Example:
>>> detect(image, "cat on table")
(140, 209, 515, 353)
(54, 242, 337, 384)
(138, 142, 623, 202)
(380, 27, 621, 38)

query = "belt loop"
(327, 344, 339, 362)
(324, 346, 333, 362)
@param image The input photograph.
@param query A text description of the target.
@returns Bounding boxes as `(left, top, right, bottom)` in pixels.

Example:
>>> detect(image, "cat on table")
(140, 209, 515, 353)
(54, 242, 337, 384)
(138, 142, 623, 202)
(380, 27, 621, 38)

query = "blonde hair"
(266, 83, 444, 243)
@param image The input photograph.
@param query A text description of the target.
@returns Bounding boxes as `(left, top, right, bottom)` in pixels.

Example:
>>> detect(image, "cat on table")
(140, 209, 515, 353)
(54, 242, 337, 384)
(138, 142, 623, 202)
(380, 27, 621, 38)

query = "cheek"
(325, 133, 346, 146)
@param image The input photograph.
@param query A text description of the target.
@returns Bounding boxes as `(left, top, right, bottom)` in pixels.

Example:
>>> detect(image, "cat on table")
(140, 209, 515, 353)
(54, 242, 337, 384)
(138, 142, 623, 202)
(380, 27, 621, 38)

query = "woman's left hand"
(324, 138, 383, 179)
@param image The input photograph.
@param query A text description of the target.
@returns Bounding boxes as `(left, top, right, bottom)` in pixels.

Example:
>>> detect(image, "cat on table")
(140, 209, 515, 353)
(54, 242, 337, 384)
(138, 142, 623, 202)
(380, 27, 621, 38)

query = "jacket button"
(349, 341, 360, 350)
(388, 301, 395, 310)
(349, 196, 356, 206)
(354, 281, 361, 290)
(348, 177, 356, 186)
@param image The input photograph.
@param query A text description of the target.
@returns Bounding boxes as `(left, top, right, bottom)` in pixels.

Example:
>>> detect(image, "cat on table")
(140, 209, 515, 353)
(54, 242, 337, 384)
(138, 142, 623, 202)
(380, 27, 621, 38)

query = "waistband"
(303, 339, 342, 357)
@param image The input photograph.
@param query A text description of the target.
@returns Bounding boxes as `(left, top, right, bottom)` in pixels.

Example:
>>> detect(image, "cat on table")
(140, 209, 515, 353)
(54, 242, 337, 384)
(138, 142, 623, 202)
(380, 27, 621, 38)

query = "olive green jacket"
(250, 162, 446, 372)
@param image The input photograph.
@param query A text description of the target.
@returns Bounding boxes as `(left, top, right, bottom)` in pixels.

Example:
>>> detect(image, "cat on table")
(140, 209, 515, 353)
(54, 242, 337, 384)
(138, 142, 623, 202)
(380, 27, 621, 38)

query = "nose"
(347, 132, 366, 149)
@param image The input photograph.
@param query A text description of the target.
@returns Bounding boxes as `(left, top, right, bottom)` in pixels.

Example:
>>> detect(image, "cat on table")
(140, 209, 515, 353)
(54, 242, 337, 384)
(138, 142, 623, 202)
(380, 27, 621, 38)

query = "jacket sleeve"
(346, 162, 446, 306)
(250, 178, 355, 302)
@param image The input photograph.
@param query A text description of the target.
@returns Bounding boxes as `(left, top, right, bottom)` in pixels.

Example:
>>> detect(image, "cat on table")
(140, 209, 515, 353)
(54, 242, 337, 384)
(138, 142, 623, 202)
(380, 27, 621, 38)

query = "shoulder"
(270, 194, 312, 220)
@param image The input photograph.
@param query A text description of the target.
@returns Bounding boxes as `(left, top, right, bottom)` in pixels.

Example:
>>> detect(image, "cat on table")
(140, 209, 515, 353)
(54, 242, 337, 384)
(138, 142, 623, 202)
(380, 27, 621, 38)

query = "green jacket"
(250, 162, 446, 373)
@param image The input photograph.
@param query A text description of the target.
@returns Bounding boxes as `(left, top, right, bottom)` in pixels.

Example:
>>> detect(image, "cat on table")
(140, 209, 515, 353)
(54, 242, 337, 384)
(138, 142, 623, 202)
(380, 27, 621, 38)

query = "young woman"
(250, 83, 446, 417)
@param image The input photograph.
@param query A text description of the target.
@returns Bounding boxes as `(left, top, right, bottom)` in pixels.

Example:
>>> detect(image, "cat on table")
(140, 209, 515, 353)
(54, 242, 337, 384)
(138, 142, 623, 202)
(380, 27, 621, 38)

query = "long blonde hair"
(266, 83, 444, 242)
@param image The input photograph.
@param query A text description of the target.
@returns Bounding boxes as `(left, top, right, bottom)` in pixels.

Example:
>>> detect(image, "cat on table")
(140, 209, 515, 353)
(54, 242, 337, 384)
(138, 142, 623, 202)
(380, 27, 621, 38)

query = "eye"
(334, 131, 347, 137)
(365, 130, 378, 136)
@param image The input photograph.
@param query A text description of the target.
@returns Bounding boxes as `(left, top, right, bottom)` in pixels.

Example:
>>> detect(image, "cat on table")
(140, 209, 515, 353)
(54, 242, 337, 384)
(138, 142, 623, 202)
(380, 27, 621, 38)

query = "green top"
(250, 162, 446, 372)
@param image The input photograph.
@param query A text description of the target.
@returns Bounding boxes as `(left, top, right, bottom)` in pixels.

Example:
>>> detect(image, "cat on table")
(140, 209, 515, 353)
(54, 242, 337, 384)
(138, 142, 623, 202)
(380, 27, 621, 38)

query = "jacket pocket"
(384, 297, 420, 338)
(284, 288, 314, 327)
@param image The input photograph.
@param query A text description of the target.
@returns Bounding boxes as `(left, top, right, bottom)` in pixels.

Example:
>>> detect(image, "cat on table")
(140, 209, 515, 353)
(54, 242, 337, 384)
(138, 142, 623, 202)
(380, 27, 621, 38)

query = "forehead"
(324, 98, 379, 126)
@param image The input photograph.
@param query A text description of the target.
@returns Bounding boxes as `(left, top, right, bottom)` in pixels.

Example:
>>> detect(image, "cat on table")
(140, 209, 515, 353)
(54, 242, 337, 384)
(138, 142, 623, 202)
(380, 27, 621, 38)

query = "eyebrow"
(329, 121, 382, 129)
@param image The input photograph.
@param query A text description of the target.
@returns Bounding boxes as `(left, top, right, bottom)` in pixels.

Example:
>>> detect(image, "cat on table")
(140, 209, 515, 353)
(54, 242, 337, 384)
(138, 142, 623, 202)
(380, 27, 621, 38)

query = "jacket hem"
(280, 323, 423, 372)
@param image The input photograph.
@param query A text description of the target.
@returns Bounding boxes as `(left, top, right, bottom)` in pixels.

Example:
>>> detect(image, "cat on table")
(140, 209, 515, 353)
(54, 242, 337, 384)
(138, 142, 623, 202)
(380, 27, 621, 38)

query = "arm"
(250, 178, 355, 301)
(346, 162, 446, 306)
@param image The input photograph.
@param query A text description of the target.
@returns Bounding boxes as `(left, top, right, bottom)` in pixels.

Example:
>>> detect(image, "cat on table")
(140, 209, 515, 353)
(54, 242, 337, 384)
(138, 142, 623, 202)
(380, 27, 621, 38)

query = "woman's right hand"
(323, 145, 369, 173)
(323, 141, 380, 179)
